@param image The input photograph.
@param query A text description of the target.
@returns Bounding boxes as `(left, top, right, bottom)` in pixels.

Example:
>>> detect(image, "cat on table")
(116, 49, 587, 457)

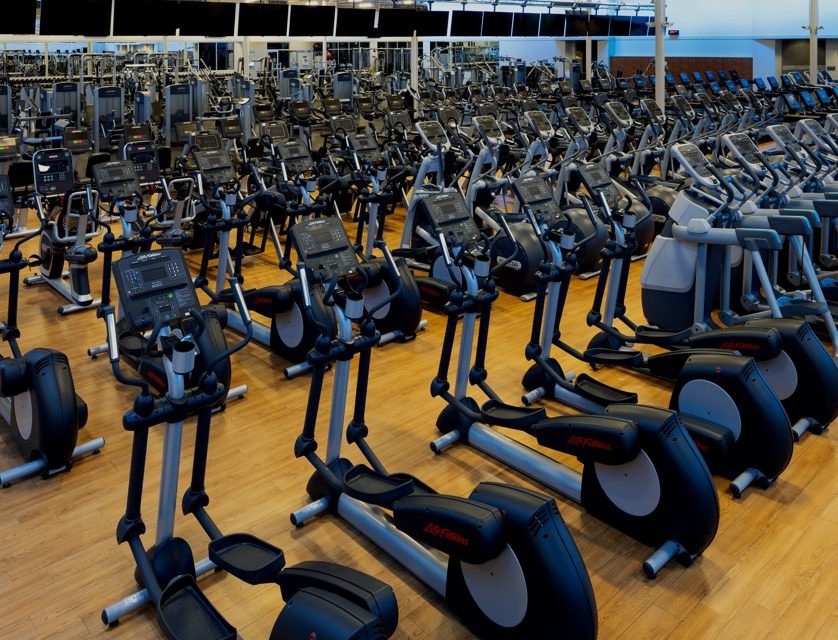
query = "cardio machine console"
(511, 176, 563, 226)
(577, 163, 621, 211)
(671, 95, 696, 120)
(723, 133, 763, 170)
(525, 110, 554, 137)
(566, 106, 594, 135)
(263, 121, 290, 142)
(218, 116, 243, 140)
(290, 216, 358, 280)
(194, 149, 237, 186)
(416, 121, 450, 152)
(672, 143, 719, 188)
(386, 110, 412, 133)
(418, 191, 480, 248)
(32, 148, 75, 196)
(0, 135, 19, 161)
(252, 102, 275, 123)
(604, 101, 633, 128)
(472, 115, 504, 146)
(277, 140, 312, 175)
(640, 99, 667, 125)
(349, 133, 383, 165)
(124, 142, 162, 183)
(63, 128, 91, 153)
(175, 121, 198, 145)
(330, 114, 358, 136)
(93, 160, 142, 201)
(766, 124, 804, 155)
(190, 131, 222, 151)
(113, 249, 199, 330)
(123, 124, 151, 144)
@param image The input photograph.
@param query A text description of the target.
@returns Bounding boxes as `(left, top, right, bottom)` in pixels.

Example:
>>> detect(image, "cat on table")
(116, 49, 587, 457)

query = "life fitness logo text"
(423, 523, 471, 547)
(567, 435, 613, 451)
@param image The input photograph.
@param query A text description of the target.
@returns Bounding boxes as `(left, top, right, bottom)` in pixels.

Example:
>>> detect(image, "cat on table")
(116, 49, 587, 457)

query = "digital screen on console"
(473, 116, 503, 141)
(580, 163, 613, 189)
(142, 266, 167, 283)
(526, 110, 551, 132)
(676, 144, 713, 178)
(514, 177, 553, 203)
(728, 134, 760, 165)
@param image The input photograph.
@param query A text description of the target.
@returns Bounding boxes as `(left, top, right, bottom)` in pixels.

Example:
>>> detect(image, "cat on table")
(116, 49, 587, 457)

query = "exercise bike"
(0, 195, 103, 487)
(289, 215, 598, 639)
(99, 246, 400, 640)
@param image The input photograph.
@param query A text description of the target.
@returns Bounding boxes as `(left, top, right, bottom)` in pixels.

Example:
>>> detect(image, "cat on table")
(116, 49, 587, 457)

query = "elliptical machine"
(425, 194, 720, 578)
(99, 246, 400, 640)
(289, 215, 598, 639)
(23, 147, 101, 314)
(0, 200, 103, 487)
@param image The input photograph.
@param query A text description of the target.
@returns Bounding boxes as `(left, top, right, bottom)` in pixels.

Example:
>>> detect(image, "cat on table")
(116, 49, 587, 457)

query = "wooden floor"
(0, 207, 836, 640)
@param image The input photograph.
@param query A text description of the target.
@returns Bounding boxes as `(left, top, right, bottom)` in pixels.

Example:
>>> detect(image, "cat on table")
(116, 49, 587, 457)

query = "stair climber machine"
(288, 215, 598, 639)
(521, 176, 795, 496)
(641, 143, 838, 440)
(717, 133, 838, 348)
(99, 247, 400, 640)
(24, 148, 101, 314)
(426, 194, 720, 578)
(88, 158, 246, 404)
(464, 114, 549, 298)
(0, 200, 103, 487)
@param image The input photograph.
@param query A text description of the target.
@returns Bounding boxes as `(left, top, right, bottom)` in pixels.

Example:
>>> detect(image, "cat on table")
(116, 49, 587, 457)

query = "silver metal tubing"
(730, 467, 765, 499)
(284, 362, 312, 379)
(326, 359, 351, 463)
(430, 430, 460, 453)
(290, 496, 331, 526)
(790, 417, 817, 441)
(57, 299, 101, 315)
(467, 423, 583, 503)
(642, 540, 684, 579)
(101, 557, 216, 625)
(71, 437, 105, 460)
(225, 385, 247, 403)
(337, 495, 449, 597)
(0, 458, 47, 487)
(522, 387, 546, 406)
(226, 310, 272, 348)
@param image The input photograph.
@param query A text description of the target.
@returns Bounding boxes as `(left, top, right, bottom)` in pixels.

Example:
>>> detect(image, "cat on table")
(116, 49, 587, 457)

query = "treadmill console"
(419, 191, 480, 248)
(124, 142, 162, 183)
(604, 101, 633, 128)
(218, 116, 243, 140)
(0, 135, 19, 161)
(290, 216, 358, 280)
(416, 120, 450, 152)
(194, 149, 237, 186)
(93, 160, 142, 201)
(525, 110, 553, 137)
(672, 143, 718, 187)
(33, 148, 75, 196)
(472, 116, 504, 145)
(63, 128, 91, 153)
(511, 176, 563, 227)
(113, 249, 199, 330)
(577, 163, 621, 211)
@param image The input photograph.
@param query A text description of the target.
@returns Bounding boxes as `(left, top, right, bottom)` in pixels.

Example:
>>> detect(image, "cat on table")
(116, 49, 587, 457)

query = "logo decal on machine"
(423, 523, 471, 547)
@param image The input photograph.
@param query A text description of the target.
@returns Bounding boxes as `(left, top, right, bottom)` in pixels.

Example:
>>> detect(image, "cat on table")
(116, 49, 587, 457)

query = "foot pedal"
(481, 399, 546, 429)
(344, 465, 431, 507)
(208, 533, 286, 586)
(157, 575, 236, 640)
(778, 300, 829, 317)
(584, 348, 644, 366)
(635, 325, 693, 345)
(574, 374, 638, 404)
(239, 242, 263, 257)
